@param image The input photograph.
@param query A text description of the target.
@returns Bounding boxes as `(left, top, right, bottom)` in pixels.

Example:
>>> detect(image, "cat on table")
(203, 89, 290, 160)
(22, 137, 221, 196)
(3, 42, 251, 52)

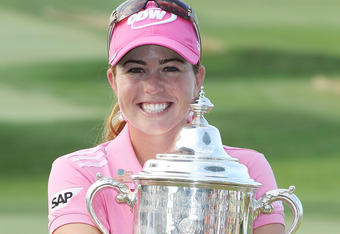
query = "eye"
(128, 67, 145, 73)
(164, 66, 179, 72)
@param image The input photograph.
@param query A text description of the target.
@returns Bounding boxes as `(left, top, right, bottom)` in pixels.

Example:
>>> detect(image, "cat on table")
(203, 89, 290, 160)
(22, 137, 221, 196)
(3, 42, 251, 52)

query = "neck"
(129, 126, 180, 166)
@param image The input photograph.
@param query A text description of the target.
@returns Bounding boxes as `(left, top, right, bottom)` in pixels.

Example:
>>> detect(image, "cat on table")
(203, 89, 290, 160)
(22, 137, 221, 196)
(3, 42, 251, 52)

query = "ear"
(194, 65, 205, 96)
(107, 68, 118, 95)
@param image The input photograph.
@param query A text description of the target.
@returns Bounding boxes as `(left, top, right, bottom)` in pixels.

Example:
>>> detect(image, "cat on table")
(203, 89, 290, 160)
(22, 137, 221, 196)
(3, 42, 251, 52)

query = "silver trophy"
(86, 87, 303, 234)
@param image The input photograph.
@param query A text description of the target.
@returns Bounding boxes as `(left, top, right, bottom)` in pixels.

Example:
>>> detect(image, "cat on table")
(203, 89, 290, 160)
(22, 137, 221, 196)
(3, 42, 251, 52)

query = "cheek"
(180, 78, 197, 99)
(115, 77, 136, 96)
(115, 81, 133, 107)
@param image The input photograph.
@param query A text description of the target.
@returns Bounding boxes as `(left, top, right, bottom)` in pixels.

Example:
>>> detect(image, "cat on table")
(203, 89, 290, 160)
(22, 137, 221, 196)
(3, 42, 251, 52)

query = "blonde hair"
(102, 102, 126, 142)
(101, 66, 126, 142)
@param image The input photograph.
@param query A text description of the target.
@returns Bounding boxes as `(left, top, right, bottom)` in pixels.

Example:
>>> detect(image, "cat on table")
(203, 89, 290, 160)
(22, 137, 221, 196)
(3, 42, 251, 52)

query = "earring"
(119, 112, 125, 122)
(186, 110, 194, 123)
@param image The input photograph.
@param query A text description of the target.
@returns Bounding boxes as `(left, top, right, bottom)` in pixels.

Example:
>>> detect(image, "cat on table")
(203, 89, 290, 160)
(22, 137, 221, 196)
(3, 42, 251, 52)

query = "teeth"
(142, 103, 169, 114)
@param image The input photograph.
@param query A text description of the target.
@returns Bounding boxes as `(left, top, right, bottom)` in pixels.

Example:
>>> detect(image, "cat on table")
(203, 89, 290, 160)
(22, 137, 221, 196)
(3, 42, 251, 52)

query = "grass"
(0, 213, 48, 233)
(1, 0, 340, 233)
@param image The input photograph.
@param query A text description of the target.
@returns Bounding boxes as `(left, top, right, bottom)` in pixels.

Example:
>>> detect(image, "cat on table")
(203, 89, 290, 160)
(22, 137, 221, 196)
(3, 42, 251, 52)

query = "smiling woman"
(47, 1, 285, 234)
(107, 45, 204, 165)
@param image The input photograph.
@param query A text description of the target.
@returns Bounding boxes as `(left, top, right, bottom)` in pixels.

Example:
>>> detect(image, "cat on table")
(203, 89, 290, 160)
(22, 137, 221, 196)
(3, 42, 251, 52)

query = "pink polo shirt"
(48, 123, 284, 233)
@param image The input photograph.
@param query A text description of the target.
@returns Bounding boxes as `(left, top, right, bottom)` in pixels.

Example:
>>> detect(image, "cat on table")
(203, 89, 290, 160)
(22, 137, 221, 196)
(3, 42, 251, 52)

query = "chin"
(143, 121, 183, 136)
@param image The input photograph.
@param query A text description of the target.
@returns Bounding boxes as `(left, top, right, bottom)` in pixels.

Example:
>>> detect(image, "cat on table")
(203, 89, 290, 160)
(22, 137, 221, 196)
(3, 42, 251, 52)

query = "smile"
(140, 102, 171, 114)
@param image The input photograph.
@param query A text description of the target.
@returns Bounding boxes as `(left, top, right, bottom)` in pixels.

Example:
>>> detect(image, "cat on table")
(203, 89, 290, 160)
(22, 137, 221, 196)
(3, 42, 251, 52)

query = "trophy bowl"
(86, 88, 303, 234)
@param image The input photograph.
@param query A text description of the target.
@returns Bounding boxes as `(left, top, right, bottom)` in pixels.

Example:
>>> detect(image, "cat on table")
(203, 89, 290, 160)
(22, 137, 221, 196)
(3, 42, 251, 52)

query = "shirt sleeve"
(248, 152, 285, 229)
(48, 156, 109, 234)
(225, 147, 285, 229)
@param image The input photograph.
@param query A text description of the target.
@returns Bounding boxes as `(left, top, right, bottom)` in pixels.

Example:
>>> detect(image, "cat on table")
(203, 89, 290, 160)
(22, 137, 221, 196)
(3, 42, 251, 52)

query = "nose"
(143, 71, 164, 94)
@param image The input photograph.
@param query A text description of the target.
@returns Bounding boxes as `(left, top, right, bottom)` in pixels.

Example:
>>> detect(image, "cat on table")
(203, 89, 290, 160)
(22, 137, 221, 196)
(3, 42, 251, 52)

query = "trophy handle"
(85, 172, 137, 234)
(254, 185, 303, 234)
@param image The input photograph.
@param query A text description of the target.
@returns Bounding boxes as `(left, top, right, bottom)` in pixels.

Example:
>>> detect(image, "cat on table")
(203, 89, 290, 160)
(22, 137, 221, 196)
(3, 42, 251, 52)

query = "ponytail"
(101, 66, 127, 142)
(102, 102, 126, 142)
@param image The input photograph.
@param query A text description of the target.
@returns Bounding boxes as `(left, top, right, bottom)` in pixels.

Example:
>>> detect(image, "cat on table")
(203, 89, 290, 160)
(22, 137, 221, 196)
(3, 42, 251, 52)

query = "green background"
(1, 0, 339, 233)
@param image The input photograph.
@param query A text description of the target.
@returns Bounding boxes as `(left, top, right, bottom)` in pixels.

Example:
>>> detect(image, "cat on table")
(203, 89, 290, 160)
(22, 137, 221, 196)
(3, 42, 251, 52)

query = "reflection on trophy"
(86, 87, 303, 234)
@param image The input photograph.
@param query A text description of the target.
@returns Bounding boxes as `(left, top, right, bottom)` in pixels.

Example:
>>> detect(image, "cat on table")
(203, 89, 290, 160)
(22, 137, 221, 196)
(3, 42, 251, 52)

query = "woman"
(48, 0, 285, 233)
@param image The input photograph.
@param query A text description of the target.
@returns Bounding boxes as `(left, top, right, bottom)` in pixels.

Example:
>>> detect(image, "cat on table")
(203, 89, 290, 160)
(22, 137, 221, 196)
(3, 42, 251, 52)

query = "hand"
(53, 223, 102, 234)
(254, 223, 285, 234)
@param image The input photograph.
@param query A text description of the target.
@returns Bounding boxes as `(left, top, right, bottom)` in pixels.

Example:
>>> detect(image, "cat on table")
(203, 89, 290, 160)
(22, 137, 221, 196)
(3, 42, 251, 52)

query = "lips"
(140, 102, 171, 114)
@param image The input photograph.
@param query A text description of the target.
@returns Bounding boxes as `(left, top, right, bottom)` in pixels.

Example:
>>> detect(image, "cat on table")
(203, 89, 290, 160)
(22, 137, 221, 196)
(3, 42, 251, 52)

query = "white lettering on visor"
(127, 8, 177, 29)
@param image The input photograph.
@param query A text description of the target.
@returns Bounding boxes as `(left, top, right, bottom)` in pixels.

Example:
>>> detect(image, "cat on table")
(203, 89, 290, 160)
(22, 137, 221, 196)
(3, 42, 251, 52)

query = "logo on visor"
(127, 8, 177, 29)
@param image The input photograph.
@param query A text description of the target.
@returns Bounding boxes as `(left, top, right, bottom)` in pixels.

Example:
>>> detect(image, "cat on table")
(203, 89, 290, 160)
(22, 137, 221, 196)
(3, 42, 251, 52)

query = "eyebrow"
(160, 58, 185, 65)
(122, 60, 147, 66)
(122, 58, 185, 66)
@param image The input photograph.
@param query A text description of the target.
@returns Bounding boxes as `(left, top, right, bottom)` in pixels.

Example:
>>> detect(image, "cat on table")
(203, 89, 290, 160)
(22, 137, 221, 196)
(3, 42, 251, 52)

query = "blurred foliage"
(204, 49, 340, 79)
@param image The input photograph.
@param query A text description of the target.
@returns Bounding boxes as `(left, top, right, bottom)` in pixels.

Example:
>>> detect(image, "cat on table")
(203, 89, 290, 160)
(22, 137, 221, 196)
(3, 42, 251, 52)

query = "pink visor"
(108, 1, 200, 67)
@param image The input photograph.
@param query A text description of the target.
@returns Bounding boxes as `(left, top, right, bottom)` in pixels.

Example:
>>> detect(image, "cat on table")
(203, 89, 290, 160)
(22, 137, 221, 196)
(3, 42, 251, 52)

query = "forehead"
(119, 45, 186, 64)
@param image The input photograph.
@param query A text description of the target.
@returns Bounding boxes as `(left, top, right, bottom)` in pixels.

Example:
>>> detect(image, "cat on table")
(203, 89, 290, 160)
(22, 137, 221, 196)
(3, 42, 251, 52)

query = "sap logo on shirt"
(127, 8, 177, 29)
(50, 187, 82, 212)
